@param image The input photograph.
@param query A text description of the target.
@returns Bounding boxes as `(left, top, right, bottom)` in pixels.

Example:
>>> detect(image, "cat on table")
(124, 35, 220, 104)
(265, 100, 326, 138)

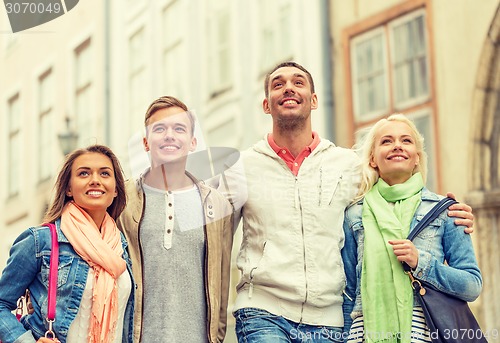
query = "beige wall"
(431, 0, 499, 196)
(0, 0, 106, 270)
(330, 0, 498, 198)
(329, 0, 500, 334)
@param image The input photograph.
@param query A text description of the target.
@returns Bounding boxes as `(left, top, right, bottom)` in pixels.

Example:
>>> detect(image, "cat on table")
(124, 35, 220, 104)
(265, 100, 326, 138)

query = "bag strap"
(406, 197, 457, 241)
(43, 222, 59, 340)
(403, 197, 457, 272)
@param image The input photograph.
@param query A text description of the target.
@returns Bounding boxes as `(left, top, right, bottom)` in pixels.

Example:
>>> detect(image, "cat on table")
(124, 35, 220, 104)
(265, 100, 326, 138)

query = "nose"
(283, 81, 295, 95)
(163, 127, 175, 141)
(89, 173, 101, 185)
(392, 141, 403, 150)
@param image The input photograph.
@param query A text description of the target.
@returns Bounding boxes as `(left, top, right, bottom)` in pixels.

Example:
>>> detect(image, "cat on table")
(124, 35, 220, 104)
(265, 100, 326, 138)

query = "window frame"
(74, 38, 93, 147)
(7, 93, 21, 198)
(38, 68, 54, 182)
(343, 0, 440, 192)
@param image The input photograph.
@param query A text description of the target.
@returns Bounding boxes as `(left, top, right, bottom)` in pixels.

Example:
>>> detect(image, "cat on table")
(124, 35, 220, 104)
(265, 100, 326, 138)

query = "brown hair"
(264, 61, 315, 99)
(144, 96, 195, 136)
(44, 145, 127, 222)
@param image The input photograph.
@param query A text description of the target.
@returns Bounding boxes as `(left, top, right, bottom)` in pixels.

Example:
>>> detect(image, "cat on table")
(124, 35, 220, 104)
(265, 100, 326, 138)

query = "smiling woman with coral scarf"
(0, 145, 134, 343)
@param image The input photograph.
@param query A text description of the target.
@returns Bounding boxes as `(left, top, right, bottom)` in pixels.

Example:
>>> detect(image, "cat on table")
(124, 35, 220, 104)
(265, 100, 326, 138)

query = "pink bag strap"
(43, 222, 58, 340)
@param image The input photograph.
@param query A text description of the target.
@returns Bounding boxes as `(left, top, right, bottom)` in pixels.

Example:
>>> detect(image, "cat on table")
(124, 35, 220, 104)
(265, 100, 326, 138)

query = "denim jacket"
(341, 188, 482, 332)
(0, 219, 135, 343)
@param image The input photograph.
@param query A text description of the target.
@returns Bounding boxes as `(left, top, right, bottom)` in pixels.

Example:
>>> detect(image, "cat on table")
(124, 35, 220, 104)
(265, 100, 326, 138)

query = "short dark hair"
(144, 96, 195, 136)
(44, 145, 127, 223)
(264, 61, 315, 99)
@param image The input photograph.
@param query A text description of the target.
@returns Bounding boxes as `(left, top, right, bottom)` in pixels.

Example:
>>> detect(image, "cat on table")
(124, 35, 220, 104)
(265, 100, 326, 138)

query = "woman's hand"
(388, 239, 419, 269)
(37, 337, 60, 342)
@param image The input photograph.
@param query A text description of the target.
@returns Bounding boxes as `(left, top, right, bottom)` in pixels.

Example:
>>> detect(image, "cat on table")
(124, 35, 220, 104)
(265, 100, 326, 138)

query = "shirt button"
(168, 203, 172, 207)
(294, 162, 298, 166)
(208, 205, 213, 209)
(167, 229, 171, 234)
(209, 211, 213, 215)
(168, 215, 173, 220)
(282, 150, 286, 154)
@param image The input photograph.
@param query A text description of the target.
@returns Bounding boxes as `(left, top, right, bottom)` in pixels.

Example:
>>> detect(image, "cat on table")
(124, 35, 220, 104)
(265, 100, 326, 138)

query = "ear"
(310, 93, 318, 110)
(190, 137, 198, 152)
(143, 137, 150, 152)
(369, 155, 377, 169)
(66, 188, 72, 197)
(263, 98, 271, 114)
(114, 189, 118, 198)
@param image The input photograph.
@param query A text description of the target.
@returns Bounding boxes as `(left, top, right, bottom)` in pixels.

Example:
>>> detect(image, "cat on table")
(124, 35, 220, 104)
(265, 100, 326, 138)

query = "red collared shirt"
(267, 132, 320, 176)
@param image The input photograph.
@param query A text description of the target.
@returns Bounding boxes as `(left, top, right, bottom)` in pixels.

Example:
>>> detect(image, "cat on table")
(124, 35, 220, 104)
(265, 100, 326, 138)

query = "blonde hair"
(354, 113, 428, 202)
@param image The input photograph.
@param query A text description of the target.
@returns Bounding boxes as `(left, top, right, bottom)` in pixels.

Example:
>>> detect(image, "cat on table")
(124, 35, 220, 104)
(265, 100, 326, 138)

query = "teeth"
(389, 156, 406, 161)
(161, 146, 178, 151)
(88, 191, 103, 196)
(284, 100, 298, 105)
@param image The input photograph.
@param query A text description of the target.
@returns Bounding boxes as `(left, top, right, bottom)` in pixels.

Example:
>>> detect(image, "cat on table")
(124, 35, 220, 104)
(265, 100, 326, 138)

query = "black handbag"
(404, 197, 487, 343)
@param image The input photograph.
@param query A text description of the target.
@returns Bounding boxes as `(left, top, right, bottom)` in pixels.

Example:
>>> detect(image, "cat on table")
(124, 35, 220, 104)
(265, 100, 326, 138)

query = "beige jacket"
(117, 173, 233, 343)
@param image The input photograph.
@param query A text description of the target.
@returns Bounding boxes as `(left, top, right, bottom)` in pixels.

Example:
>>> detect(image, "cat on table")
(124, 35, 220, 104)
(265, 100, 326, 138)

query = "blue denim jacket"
(341, 188, 482, 332)
(0, 219, 135, 343)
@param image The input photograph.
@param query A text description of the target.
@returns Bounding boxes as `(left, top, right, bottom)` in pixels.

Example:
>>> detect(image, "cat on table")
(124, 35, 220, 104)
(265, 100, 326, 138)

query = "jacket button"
(417, 271, 423, 277)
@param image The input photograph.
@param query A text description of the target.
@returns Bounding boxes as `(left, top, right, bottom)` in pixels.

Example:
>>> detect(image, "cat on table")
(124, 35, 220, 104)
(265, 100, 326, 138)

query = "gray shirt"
(140, 184, 207, 343)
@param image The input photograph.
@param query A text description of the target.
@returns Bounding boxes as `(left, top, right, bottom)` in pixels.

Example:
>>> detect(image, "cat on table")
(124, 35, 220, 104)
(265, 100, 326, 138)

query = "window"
(8, 94, 21, 197)
(38, 69, 53, 181)
(75, 38, 92, 147)
(348, 8, 437, 190)
(207, 1, 232, 97)
(390, 12, 429, 109)
(351, 10, 429, 120)
(351, 28, 389, 120)
(129, 28, 147, 135)
(258, 0, 293, 73)
(162, 0, 185, 99)
(409, 109, 436, 191)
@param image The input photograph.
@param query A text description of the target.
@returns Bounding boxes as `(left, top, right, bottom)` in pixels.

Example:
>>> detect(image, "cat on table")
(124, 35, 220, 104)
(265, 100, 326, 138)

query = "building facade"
(1, 0, 499, 339)
(1, 1, 329, 341)
(328, 0, 500, 333)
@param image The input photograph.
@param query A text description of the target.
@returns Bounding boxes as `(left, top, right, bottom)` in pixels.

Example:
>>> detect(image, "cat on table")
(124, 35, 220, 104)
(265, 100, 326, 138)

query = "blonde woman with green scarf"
(341, 114, 482, 343)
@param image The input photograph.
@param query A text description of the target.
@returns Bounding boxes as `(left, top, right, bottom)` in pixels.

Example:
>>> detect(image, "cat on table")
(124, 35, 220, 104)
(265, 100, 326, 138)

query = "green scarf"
(361, 173, 424, 343)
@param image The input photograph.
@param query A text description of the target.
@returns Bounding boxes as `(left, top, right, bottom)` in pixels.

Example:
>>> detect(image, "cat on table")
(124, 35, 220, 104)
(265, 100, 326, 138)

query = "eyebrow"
(271, 73, 307, 84)
(75, 166, 113, 171)
(380, 134, 413, 139)
(151, 121, 188, 129)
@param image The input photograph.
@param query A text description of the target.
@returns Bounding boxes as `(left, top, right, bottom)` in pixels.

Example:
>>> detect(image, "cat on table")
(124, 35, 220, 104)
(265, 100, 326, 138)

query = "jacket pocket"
(318, 170, 342, 207)
(412, 216, 444, 238)
(236, 241, 267, 294)
(41, 254, 74, 288)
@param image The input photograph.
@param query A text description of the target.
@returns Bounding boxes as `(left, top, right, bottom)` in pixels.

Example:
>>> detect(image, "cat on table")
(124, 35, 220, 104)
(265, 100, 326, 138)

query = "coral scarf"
(361, 173, 424, 343)
(60, 201, 126, 343)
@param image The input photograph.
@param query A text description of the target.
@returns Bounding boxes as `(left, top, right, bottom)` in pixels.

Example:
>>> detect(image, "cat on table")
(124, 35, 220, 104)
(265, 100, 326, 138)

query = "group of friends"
(0, 61, 480, 343)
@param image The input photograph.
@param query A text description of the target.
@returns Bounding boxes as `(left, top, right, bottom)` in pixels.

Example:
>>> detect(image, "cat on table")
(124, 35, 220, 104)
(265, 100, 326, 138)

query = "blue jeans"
(234, 308, 344, 343)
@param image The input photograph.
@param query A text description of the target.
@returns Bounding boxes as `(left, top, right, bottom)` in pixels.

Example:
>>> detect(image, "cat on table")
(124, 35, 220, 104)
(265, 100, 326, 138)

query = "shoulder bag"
(404, 198, 487, 343)
(0, 223, 59, 342)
